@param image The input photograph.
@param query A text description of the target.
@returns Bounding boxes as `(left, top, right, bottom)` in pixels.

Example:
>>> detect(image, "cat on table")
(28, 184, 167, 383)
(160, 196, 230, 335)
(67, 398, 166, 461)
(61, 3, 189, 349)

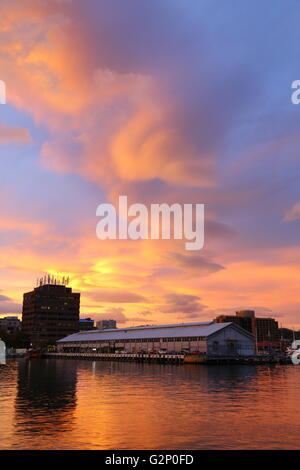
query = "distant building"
(256, 317, 279, 342)
(57, 321, 255, 356)
(0, 316, 21, 335)
(278, 327, 300, 341)
(96, 319, 117, 330)
(214, 310, 255, 335)
(79, 318, 94, 331)
(214, 310, 281, 352)
(236, 310, 256, 333)
(22, 281, 80, 345)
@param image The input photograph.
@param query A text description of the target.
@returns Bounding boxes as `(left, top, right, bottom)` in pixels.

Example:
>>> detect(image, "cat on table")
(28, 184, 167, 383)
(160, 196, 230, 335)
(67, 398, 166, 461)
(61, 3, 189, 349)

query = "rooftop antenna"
(37, 273, 71, 286)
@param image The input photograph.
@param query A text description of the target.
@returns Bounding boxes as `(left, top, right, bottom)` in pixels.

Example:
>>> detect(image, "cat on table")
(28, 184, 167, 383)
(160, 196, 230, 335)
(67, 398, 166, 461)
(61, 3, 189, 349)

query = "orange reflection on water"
(1, 359, 300, 449)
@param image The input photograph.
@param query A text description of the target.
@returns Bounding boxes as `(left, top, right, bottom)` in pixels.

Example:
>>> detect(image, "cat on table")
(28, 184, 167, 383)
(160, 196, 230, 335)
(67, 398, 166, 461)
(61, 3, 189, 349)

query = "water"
(0, 359, 299, 449)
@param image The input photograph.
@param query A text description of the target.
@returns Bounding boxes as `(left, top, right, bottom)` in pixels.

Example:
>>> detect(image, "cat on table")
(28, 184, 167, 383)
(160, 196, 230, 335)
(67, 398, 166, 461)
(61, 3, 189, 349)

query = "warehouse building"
(57, 321, 255, 356)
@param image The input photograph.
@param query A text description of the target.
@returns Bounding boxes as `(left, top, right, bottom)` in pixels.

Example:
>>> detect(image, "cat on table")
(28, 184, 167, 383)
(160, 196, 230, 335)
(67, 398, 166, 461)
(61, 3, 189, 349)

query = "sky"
(0, 0, 300, 328)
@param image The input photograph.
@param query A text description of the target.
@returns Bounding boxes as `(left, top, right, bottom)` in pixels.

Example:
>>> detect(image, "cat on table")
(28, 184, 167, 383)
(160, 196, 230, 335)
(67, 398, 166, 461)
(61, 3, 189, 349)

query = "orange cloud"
(0, 0, 299, 331)
(0, 0, 216, 189)
(283, 201, 300, 222)
(0, 124, 32, 144)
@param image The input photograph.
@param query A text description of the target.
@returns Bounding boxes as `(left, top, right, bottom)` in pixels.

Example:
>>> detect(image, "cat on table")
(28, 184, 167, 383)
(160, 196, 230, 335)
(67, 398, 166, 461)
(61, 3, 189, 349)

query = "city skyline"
(0, 276, 298, 335)
(1, 1, 300, 329)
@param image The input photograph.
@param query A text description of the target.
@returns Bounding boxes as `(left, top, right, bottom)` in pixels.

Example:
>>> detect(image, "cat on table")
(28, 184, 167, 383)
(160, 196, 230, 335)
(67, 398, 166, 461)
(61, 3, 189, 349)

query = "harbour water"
(0, 359, 299, 450)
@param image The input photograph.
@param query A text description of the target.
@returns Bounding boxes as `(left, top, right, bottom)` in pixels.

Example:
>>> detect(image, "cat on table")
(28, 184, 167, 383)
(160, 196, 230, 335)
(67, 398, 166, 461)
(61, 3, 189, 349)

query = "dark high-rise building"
(22, 281, 80, 345)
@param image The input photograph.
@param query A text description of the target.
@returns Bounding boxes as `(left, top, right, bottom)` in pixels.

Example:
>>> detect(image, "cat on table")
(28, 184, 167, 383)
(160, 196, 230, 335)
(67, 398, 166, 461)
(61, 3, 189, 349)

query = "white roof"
(57, 321, 241, 343)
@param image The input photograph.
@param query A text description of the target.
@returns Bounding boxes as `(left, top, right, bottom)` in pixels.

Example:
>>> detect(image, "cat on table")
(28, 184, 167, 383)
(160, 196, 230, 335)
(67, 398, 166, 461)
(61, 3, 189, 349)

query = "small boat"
(25, 349, 43, 359)
(184, 353, 207, 363)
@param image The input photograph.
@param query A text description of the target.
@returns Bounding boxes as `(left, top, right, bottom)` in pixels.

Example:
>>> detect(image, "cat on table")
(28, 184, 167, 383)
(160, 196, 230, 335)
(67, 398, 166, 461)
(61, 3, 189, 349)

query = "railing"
(44, 352, 184, 361)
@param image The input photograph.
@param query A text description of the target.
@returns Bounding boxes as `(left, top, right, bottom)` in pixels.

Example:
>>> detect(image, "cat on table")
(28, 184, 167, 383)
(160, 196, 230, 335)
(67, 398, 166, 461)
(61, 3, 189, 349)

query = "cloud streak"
(0, 124, 32, 144)
(0, 0, 300, 328)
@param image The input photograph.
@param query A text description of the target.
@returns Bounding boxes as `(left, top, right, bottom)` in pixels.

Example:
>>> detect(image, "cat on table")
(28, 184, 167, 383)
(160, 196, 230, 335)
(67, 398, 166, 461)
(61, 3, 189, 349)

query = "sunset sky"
(1, 0, 300, 328)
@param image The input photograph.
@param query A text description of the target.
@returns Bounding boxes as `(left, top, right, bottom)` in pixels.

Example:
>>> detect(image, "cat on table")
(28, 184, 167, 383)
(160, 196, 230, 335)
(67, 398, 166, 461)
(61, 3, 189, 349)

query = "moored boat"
(25, 349, 43, 359)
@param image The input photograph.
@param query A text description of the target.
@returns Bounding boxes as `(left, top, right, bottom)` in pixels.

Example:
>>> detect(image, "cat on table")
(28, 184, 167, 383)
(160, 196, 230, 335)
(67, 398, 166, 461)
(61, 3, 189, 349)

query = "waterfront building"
(214, 310, 280, 350)
(0, 316, 21, 335)
(214, 310, 255, 335)
(22, 280, 80, 345)
(255, 317, 279, 342)
(79, 318, 95, 331)
(57, 321, 255, 356)
(96, 319, 117, 330)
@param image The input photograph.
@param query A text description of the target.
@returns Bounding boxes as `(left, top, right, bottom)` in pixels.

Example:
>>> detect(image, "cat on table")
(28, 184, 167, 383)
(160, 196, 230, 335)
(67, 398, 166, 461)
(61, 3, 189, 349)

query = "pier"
(43, 351, 291, 365)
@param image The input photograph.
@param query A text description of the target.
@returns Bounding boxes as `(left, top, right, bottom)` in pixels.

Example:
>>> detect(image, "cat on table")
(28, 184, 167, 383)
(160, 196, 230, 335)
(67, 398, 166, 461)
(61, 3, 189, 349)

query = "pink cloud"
(0, 124, 32, 144)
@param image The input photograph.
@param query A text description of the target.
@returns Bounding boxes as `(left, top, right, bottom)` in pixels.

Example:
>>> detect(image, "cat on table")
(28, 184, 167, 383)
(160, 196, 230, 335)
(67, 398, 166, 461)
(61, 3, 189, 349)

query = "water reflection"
(0, 359, 299, 449)
(12, 359, 77, 448)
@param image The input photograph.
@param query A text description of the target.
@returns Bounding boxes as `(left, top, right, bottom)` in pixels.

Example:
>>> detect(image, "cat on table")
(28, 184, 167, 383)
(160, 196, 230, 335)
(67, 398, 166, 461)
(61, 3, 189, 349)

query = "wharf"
(43, 352, 291, 365)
